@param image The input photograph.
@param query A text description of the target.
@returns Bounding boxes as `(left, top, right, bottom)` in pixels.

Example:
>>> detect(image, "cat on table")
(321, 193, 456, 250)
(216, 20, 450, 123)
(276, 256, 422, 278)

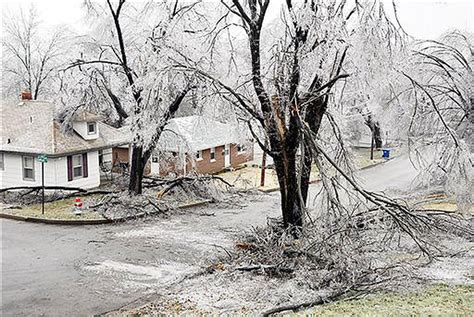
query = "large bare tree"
(191, 0, 404, 230)
(2, 6, 67, 100)
(63, 0, 201, 194)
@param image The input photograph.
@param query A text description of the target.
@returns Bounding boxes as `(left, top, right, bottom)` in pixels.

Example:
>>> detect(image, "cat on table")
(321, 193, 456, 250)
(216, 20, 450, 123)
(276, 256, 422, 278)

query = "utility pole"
(370, 129, 375, 160)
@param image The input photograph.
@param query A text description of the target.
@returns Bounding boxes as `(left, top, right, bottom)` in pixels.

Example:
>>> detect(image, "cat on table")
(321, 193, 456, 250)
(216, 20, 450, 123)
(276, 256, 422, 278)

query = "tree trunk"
(273, 152, 304, 228)
(300, 93, 326, 204)
(365, 115, 383, 149)
(128, 88, 190, 195)
(372, 122, 383, 149)
(129, 145, 146, 195)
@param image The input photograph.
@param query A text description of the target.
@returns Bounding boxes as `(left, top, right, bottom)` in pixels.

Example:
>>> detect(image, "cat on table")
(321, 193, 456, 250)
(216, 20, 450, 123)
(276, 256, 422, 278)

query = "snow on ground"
(115, 218, 234, 251)
(84, 260, 198, 294)
(420, 256, 474, 285)
(5, 156, 470, 316)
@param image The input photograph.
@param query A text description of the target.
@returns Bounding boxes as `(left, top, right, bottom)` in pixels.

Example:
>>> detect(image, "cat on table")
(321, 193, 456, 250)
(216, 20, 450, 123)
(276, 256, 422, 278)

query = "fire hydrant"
(73, 197, 83, 215)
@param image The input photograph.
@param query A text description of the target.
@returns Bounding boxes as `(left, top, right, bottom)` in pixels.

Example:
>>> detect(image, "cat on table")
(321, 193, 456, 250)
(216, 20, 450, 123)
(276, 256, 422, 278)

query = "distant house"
(0, 99, 129, 189)
(150, 115, 254, 176)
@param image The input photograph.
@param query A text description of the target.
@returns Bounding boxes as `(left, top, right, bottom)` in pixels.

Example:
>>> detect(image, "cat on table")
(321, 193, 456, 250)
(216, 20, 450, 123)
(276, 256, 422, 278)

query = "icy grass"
(220, 147, 391, 190)
(4, 195, 105, 220)
(304, 284, 474, 316)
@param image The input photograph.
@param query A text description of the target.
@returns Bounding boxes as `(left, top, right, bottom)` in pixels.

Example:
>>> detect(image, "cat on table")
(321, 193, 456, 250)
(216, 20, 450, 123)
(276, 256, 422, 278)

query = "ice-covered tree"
(62, 0, 205, 194)
(186, 0, 408, 230)
(392, 30, 473, 210)
(2, 6, 69, 100)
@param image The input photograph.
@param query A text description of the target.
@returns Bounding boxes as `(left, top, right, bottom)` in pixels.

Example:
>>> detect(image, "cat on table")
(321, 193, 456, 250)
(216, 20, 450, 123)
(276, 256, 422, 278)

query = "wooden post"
(370, 129, 375, 160)
(260, 140, 268, 187)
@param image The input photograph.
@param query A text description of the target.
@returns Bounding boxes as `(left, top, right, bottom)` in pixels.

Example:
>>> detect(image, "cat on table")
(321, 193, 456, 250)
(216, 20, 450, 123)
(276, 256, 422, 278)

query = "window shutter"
(82, 153, 88, 178)
(67, 156, 73, 181)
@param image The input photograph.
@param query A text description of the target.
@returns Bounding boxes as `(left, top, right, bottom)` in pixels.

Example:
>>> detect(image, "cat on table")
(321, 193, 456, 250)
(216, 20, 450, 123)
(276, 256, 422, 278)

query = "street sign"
(38, 154, 48, 163)
(37, 154, 48, 214)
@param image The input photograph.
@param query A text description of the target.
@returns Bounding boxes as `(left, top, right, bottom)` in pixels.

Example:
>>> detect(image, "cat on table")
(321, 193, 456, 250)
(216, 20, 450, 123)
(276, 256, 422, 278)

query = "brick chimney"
(21, 90, 32, 100)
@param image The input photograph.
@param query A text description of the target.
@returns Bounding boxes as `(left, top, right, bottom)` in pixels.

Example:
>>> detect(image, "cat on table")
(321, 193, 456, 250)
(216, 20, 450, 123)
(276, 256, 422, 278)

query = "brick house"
(149, 116, 254, 176)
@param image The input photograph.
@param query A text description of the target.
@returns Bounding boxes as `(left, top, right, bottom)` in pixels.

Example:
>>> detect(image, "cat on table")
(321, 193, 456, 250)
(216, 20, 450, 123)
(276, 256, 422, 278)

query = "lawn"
(302, 284, 473, 316)
(4, 195, 106, 220)
(220, 147, 394, 191)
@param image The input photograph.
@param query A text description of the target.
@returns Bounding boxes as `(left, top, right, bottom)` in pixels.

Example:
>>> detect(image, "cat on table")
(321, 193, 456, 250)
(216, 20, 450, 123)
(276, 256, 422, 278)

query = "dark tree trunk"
(128, 88, 190, 195)
(128, 145, 145, 195)
(273, 151, 303, 228)
(365, 115, 383, 149)
(372, 122, 383, 149)
(227, 0, 346, 230)
(300, 92, 326, 204)
(104, 85, 129, 125)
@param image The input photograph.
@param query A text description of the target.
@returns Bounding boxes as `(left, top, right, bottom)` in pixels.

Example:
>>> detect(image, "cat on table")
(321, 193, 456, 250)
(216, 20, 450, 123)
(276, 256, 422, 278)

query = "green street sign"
(38, 154, 48, 163)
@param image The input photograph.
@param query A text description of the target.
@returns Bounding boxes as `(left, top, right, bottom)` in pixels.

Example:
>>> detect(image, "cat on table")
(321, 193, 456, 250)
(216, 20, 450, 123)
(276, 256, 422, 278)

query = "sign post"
(38, 155, 48, 215)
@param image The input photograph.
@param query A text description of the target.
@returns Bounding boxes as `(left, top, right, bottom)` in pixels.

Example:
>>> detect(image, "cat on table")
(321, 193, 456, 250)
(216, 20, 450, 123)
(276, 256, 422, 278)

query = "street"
(1, 156, 419, 316)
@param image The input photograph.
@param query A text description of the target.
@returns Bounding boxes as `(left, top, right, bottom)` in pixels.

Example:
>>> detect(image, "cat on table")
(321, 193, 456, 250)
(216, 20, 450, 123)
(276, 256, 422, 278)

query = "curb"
(0, 213, 112, 225)
(0, 199, 212, 226)
(257, 157, 394, 194)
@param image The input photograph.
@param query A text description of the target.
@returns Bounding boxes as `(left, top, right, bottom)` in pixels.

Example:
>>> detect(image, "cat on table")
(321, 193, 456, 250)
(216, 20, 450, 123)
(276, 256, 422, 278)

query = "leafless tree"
(395, 30, 473, 210)
(183, 0, 406, 230)
(2, 6, 67, 100)
(63, 0, 202, 194)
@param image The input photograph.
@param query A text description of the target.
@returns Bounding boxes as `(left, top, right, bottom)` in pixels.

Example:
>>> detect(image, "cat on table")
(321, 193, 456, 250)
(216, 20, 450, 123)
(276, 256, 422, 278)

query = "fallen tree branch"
(261, 286, 352, 317)
(235, 264, 294, 273)
(0, 186, 87, 193)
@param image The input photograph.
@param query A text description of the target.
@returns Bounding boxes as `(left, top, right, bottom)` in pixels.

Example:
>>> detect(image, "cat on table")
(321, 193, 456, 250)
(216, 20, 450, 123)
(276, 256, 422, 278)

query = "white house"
(0, 99, 129, 190)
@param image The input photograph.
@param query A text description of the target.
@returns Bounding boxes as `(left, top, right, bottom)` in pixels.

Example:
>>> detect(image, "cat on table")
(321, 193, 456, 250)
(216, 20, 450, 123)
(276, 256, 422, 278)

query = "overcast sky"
(1, 0, 473, 40)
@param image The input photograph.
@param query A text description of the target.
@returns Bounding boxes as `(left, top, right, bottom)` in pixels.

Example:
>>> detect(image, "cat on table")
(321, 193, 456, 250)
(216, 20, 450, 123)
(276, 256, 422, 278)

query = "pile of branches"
(91, 191, 170, 220)
(223, 203, 471, 315)
(218, 119, 472, 313)
(90, 174, 237, 220)
(142, 174, 234, 203)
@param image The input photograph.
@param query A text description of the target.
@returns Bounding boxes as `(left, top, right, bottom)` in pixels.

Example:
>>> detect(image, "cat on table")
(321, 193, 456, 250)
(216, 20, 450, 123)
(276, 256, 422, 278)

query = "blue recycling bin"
(382, 149, 391, 159)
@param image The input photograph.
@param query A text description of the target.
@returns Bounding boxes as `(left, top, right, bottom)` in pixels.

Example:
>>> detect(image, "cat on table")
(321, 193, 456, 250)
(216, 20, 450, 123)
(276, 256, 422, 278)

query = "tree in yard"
(188, 0, 406, 230)
(390, 30, 473, 210)
(2, 6, 68, 100)
(62, 0, 203, 194)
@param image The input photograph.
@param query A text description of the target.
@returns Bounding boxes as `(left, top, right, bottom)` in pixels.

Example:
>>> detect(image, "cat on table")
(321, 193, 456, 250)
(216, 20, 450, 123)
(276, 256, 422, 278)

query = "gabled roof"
(0, 100, 129, 156)
(158, 115, 245, 152)
(72, 110, 103, 122)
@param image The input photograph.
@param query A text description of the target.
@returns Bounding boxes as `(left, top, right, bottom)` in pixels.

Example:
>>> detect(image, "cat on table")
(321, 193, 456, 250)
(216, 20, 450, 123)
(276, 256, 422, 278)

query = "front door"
(224, 144, 231, 167)
(150, 154, 160, 175)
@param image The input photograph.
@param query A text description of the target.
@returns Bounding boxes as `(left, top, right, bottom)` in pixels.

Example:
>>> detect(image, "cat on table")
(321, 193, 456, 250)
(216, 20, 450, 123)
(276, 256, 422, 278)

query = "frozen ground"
(1, 156, 471, 316)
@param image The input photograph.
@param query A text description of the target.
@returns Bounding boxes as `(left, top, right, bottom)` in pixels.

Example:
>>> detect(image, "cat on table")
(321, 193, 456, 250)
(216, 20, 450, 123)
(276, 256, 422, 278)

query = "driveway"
(1, 156, 419, 316)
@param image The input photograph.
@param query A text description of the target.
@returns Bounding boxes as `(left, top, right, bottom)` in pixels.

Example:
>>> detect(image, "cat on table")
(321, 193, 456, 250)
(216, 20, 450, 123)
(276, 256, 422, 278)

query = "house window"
(22, 156, 35, 181)
(196, 150, 203, 160)
(237, 144, 246, 153)
(0, 153, 4, 170)
(210, 147, 216, 161)
(87, 122, 97, 135)
(72, 154, 83, 178)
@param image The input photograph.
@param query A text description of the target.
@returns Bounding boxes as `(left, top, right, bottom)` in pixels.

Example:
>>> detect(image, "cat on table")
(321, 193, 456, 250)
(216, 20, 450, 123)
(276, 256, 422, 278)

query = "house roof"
(72, 110, 103, 122)
(0, 100, 129, 156)
(158, 115, 246, 152)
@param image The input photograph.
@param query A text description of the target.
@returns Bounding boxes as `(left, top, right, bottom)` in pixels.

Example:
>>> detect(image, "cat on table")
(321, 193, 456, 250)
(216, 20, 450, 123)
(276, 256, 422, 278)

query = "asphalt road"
(1, 156, 419, 316)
